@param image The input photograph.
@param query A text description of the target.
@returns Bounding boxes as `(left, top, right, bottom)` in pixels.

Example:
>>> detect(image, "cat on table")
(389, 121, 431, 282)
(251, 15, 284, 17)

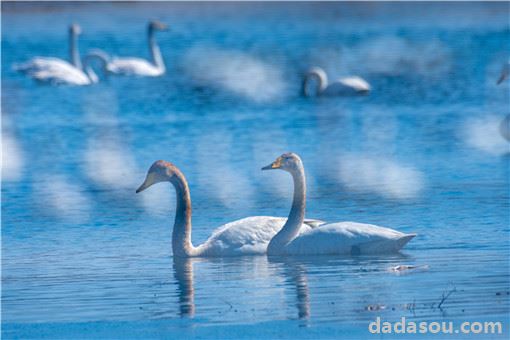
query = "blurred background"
(1, 1, 509, 336)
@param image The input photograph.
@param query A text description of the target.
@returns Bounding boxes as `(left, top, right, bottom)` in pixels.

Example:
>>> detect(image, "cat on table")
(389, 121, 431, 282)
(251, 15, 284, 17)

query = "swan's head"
(497, 62, 510, 85)
(149, 21, 169, 31)
(70, 23, 82, 35)
(262, 152, 303, 173)
(136, 160, 177, 193)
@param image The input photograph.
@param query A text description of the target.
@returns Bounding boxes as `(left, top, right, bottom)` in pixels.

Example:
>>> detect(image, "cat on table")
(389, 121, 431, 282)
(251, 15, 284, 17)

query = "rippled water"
(2, 2, 509, 338)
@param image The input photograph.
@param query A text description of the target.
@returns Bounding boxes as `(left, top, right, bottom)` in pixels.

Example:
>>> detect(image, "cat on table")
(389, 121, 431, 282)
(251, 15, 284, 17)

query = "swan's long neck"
(267, 163, 306, 254)
(69, 30, 82, 70)
(303, 69, 327, 96)
(83, 51, 109, 83)
(148, 28, 165, 72)
(171, 171, 196, 257)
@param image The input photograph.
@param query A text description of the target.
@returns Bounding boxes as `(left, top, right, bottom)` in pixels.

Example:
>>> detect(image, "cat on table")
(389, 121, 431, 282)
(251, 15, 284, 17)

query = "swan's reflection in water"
(171, 256, 311, 320)
(173, 257, 195, 317)
(2, 115, 25, 183)
(170, 254, 413, 322)
(267, 257, 311, 321)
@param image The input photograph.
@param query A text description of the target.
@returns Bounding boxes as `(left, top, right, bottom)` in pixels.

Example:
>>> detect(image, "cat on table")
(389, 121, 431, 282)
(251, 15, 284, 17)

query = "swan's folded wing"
(286, 221, 414, 255)
(337, 76, 371, 91)
(323, 77, 370, 96)
(199, 216, 284, 256)
(14, 58, 75, 74)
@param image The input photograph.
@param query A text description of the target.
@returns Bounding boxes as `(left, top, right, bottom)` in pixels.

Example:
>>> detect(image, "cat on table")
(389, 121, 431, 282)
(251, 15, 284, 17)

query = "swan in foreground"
(97, 21, 167, 76)
(302, 66, 370, 97)
(136, 160, 324, 257)
(262, 153, 415, 256)
(14, 24, 100, 85)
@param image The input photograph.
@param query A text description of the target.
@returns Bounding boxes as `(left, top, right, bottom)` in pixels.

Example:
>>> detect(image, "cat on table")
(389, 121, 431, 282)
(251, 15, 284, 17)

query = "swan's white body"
(14, 25, 98, 86)
(272, 221, 415, 256)
(107, 58, 164, 77)
(192, 216, 323, 257)
(263, 153, 415, 256)
(303, 67, 370, 97)
(136, 160, 324, 257)
(102, 21, 166, 77)
(15, 57, 92, 85)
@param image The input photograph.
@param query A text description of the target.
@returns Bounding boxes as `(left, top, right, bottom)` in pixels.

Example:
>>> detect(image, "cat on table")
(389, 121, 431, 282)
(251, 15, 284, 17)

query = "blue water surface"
(2, 2, 509, 339)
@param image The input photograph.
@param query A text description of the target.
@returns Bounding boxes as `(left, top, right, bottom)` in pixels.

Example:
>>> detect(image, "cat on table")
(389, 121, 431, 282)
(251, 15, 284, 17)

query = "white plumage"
(302, 66, 370, 97)
(275, 221, 415, 256)
(15, 57, 92, 85)
(106, 58, 164, 77)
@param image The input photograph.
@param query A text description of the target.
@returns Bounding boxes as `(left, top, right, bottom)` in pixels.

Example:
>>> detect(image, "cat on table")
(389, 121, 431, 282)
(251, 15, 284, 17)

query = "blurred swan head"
(262, 152, 303, 173)
(136, 160, 179, 193)
(149, 20, 169, 31)
(70, 23, 82, 35)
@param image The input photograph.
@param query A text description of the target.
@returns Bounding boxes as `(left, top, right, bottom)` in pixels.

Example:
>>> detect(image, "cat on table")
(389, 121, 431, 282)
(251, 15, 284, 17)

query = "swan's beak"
(261, 158, 282, 170)
(156, 22, 169, 31)
(136, 173, 155, 193)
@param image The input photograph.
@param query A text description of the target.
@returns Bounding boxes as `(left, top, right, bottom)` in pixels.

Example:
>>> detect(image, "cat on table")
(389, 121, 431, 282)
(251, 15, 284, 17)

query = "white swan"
(14, 24, 100, 86)
(262, 153, 416, 256)
(100, 21, 167, 77)
(136, 160, 325, 257)
(302, 66, 370, 97)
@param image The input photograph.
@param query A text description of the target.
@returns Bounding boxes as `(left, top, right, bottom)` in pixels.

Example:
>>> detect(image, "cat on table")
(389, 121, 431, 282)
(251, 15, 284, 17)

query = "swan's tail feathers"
(396, 233, 416, 250)
(304, 218, 326, 229)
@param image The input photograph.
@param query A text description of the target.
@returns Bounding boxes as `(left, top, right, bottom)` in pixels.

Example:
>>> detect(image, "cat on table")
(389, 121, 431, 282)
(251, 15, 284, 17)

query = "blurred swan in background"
(14, 24, 102, 85)
(496, 60, 509, 85)
(136, 160, 324, 257)
(262, 153, 415, 256)
(302, 67, 370, 97)
(497, 61, 510, 142)
(500, 116, 510, 142)
(96, 21, 168, 76)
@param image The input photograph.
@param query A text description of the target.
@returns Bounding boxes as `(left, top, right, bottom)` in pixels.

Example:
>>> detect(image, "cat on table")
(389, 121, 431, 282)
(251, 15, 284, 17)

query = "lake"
(2, 2, 509, 339)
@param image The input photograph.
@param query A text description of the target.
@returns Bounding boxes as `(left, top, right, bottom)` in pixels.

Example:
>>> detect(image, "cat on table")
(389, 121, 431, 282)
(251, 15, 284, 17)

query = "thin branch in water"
(438, 284, 457, 310)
